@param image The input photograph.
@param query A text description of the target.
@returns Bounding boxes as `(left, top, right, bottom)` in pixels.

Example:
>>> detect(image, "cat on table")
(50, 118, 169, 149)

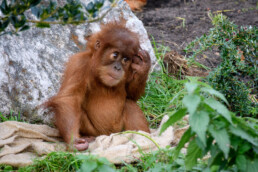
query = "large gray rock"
(0, 0, 155, 124)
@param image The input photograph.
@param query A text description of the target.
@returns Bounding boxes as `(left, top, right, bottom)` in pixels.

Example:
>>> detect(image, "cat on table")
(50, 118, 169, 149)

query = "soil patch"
(164, 50, 209, 78)
(136, 0, 257, 69)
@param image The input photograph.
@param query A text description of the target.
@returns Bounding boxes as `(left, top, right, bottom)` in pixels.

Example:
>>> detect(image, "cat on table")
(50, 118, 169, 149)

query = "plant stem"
(119, 131, 161, 150)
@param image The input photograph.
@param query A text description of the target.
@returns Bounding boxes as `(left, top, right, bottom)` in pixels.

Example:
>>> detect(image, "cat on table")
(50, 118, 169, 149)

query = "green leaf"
(0, 0, 10, 15)
(208, 145, 223, 167)
(175, 128, 193, 158)
(208, 124, 230, 158)
(239, 143, 252, 154)
(231, 135, 241, 150)
(97, 157, 112, 165)
(2, 18, 10, 28)
(0, 19, 9, 32)
(92, 11, 98, 18)
(0, 0, 7, 9)
(185, 82, 198, 94)
(236, 155, 247, 171)
(95, 0, 104, 9)
(205, 98, 232, 124)
(160, 108, 187, 134)
(183, 95, 200, 115)
(253, 146, 258, 154)
(229, 126, 258, 146)
(189, 111, 210, 146)
(185, 139, 202, 171)
(19, 25, 30, 31)
(18, 15, 26, 27)
(3, 165, 13, 171)
(246, 158, 258, 172)
(10, 14, 26, 28)
(36, 22, 50, 28)
(40, 9, 50, 20)
(97, 164, 116, 172)
(10, 15, 18, 27)
(231, 115, 258, 138)
(79, 160, 97, 172)
(85, 2, 95, 14)
(201, 87, 229, 105)
(195, 136, 206, 151)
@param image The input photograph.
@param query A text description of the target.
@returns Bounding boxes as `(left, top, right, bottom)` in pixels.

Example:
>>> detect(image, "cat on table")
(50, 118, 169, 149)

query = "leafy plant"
(185, 13, 257, 117)
(18, 152, 116, 172)
(77, 155, 116, 172)
(0, 0, 119, 35)
(119, 148, 206, 172)
(161, 78, 258, 171)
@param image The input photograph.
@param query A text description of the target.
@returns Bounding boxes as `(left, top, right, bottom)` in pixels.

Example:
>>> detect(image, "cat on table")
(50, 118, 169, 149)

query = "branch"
(27, 0, 117, 26)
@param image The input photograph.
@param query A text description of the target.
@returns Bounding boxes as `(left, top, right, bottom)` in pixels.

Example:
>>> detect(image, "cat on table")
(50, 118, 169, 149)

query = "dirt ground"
(136, 0, 258, 68)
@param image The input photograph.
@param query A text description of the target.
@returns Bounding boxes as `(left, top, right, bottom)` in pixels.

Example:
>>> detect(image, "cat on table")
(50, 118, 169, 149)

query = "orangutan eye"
(111, 52, 119, 59)
(122, 57, 129, 63)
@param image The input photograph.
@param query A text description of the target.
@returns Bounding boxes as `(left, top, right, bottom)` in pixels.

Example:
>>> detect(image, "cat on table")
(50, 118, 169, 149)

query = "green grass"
(0, 111, 23, 122)
(0, 152, 82, 172)
(13, 149, 201, 172)
(139, 72, 186, 128)
(15, 152, 116, 172)
(18, 152, 81, 172)
(139, 40, 187, 128)
(13, 148, 205, 172)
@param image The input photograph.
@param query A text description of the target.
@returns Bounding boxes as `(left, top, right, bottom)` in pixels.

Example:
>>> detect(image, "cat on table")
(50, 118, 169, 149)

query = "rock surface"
(0, 0, 155, 123)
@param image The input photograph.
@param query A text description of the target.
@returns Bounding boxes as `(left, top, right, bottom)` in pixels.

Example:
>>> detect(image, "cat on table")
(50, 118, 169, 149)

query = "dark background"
(136, 0, 257, 68)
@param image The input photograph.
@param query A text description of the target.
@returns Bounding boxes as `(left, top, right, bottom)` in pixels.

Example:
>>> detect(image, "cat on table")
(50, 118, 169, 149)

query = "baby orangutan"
(46, 22, 151, 151)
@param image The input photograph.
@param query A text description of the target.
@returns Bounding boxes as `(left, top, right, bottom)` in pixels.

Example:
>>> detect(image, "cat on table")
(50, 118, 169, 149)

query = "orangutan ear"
(95, 40, 101, 50)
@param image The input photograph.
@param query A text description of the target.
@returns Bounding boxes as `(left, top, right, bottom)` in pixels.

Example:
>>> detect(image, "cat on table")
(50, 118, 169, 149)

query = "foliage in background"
(139, 41, 186, 128)
(161, 79, 258, 171)
(185, 13, 257, 117)
(0, 0, 118, 35)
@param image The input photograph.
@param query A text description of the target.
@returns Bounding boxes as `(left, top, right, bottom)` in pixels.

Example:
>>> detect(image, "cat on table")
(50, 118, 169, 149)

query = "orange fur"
(46, 22, 151, 151)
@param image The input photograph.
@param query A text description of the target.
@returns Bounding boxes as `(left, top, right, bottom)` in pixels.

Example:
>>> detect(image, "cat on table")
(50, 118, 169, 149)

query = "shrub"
(185, 13, 257, 117)
(161, 79, 258, 171)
